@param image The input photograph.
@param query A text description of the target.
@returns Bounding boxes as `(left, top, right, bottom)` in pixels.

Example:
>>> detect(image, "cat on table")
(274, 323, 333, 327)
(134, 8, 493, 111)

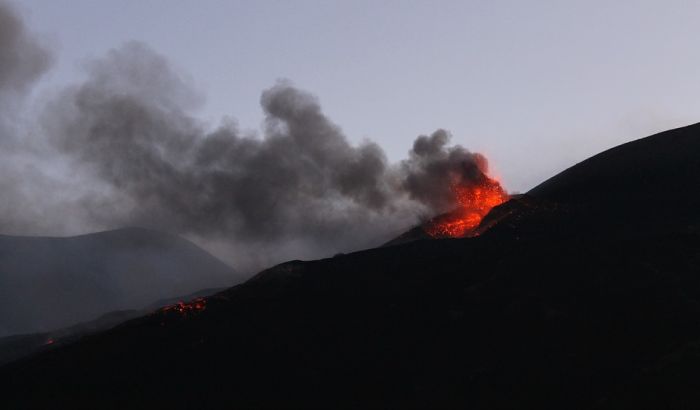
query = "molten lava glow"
(426, 177, 509, 238)
(161, 298, 207, 316)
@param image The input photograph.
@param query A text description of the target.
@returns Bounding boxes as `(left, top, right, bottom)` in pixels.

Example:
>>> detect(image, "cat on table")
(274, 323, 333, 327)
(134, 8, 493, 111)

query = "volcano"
(3, 123, 700, 409)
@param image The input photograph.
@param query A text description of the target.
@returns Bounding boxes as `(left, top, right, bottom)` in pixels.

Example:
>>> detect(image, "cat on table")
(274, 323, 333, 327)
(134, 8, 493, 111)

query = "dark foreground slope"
(3, 124, 700, 409)
(0, 227, 242, 337)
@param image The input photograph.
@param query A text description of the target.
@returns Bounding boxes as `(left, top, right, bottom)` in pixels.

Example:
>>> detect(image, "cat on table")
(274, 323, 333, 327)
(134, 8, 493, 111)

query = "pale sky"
(15, 0, 700, 192)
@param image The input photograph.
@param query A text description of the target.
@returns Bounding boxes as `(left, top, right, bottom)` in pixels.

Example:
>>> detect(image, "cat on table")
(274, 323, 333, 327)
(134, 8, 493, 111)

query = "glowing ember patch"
(161, 298, 207, 316)
(44, 338, 55, 345)
(426, 177, 508, 238)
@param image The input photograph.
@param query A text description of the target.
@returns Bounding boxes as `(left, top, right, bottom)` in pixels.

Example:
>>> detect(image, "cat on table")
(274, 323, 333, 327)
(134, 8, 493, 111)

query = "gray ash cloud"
(0, 0, 54, 233)
(402, 129, 493, 211)
(0, 1, 50, 109)
(0, 3, 498, 271)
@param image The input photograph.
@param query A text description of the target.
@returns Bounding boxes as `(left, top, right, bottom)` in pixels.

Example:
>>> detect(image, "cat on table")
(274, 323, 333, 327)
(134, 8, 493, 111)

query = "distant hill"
(0, 227, 242, 337)
(4, 124, 700, 409)
(0, 286, 226, 366)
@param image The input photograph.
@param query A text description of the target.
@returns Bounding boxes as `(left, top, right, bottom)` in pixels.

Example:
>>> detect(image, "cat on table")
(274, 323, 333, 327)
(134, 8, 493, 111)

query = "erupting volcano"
(426, 174, 509, 238)
(383, 153, 511, 247)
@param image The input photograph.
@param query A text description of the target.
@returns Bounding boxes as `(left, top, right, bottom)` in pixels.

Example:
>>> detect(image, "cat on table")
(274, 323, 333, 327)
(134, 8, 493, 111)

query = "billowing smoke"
(0, 1, 51, 116)
(0, 3, 499, 272)
(0, 1, 56, 234)
(402, 129, 493, 211)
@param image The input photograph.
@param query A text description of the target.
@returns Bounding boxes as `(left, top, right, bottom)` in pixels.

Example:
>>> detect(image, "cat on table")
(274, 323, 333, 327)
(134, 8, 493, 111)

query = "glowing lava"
(161, 298, 207, 316)
(425, 176, 508, 238)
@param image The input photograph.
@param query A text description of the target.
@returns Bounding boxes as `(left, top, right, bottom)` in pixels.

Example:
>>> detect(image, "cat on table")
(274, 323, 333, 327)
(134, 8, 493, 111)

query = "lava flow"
(425, 175, 509, 238)
(161, 298, 207, 317)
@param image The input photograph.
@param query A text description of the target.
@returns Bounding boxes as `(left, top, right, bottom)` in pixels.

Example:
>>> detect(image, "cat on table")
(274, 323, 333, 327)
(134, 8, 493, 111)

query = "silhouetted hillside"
(3, 124, 700, 409)
(0, 227, 242, 337)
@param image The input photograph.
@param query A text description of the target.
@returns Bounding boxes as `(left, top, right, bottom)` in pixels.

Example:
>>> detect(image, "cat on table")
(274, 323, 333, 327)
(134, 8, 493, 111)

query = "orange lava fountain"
(425, 176, 508, 238)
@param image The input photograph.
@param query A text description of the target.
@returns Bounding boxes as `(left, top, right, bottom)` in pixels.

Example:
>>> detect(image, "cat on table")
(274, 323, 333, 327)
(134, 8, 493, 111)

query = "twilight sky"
(14, 0, 700, 192)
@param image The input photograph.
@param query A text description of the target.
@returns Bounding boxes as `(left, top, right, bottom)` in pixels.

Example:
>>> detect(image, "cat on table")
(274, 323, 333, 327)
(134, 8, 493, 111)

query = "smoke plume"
(0, 3, 499, 272)
(0, 1, 55, 234)
(0, 1, 50, 113)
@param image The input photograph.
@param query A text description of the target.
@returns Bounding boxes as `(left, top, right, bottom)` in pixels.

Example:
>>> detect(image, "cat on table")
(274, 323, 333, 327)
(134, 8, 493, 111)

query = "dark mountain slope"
(531, 122, 700, 205)
(0, 227, 242, 337)
(526, 122, 700, 238)
(3, 124, 700, 409)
